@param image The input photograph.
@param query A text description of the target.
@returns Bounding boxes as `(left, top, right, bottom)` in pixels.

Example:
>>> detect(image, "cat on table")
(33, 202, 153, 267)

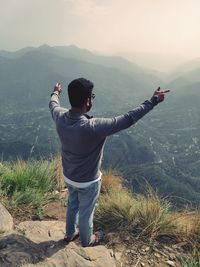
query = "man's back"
(54, 110, 106, 183)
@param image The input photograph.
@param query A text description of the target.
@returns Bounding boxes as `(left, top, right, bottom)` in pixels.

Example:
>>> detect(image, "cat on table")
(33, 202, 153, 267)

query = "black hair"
(68, 78, 94, 108)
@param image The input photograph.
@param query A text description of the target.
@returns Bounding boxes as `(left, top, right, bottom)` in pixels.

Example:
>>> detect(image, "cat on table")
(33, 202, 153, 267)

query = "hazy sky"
(1, 0, 200, 59)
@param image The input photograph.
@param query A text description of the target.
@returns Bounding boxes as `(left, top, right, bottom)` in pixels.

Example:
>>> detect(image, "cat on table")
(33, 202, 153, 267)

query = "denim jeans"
(66, 179, 101, 247)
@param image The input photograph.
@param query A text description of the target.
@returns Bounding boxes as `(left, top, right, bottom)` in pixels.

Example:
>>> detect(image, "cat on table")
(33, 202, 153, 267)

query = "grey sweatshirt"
(49, 93, 158, 183)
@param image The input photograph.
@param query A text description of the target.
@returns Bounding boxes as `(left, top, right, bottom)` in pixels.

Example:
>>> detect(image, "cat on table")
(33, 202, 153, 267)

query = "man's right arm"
(92, 88, 170, 137)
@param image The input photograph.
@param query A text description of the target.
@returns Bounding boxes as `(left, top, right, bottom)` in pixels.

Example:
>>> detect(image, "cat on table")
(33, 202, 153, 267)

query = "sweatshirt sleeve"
(92, 97, 158, 137)
(49, 92, 68, 122)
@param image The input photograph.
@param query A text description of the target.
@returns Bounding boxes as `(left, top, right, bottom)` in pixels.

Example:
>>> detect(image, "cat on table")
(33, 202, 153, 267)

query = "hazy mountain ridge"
(0, 45, 199, 205)
(115, 51, 190, 73)
(0, 45, 162, 91)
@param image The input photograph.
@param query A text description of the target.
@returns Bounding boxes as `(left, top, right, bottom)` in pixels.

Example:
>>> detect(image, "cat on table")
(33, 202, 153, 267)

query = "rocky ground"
(0, 191, 195, 267)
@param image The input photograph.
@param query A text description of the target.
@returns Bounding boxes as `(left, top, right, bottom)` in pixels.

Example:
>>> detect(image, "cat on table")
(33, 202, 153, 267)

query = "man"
(49, 78, 170, 247)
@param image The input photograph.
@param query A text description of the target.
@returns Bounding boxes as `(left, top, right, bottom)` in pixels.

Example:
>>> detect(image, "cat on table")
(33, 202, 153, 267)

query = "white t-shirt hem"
(64, 172, 102, 188)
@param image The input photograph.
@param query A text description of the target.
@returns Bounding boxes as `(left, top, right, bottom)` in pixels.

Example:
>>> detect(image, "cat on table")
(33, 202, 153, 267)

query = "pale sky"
(1, 0, 200, 59)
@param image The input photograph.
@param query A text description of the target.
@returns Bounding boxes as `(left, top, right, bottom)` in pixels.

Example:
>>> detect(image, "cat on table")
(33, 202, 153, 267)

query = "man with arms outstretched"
(49, 78, 169, 247)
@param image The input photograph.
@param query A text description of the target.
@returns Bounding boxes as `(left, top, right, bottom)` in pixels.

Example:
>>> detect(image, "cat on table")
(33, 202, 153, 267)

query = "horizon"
(1, 43, 200, 73)
(1, 1, 200, 58)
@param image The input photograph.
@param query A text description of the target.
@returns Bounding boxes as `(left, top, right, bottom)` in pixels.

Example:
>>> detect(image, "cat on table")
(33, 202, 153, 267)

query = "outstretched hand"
(54, 83, 62, 93)
(153, 87, 170, 103)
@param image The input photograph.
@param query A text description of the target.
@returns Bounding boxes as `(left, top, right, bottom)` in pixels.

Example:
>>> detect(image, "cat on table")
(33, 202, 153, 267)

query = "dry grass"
(134, 193, 179, 240)
(95, 171, 200, 248)
(175, 212, 200, 245)
(95, 188, 137, 231)
(53, 156, 65, 191)
(101, 169, 123, 194)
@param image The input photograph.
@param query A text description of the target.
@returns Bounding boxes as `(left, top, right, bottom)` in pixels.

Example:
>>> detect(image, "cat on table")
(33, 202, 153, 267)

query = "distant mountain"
(0, 44, 155, 74)
(0, 46, 35, 59)
(0, 46, 163, 113)
(0, 45, 162, 91)
(167, 58, 200, 85)
(172, 58, 200, 73)
(115, 51, 188, 73)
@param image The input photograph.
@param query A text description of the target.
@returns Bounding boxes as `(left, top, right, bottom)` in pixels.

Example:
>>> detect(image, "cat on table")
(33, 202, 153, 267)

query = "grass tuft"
(95, 188, 137, 231)
(0, 159, 57, 218)
(53, 156, 65, 191)
(95, 172, 200, 247)
(134, 191, 178, 240)
(101, 169, 123, 194)
(183, 254, 200, 267)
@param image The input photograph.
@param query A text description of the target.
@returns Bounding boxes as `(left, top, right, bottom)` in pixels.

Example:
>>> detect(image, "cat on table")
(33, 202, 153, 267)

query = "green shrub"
(0, 160, 57, 215)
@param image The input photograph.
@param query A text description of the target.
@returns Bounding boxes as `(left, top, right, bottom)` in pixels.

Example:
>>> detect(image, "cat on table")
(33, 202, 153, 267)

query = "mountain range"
(0, 45, 199, 206)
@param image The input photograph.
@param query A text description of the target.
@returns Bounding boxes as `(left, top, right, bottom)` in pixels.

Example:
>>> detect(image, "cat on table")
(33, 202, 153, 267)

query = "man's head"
(68, 78, 94, 111)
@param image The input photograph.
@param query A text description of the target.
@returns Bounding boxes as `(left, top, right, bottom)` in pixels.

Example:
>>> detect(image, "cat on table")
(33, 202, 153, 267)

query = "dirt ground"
(43, 190, 67, 222)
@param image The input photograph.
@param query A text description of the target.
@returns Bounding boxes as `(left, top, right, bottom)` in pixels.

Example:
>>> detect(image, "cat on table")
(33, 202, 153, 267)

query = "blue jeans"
(66, 180, 101, 247)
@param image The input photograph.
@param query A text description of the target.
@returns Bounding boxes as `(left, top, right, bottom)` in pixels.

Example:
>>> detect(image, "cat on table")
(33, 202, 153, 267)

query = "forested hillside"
(0, 45, 199, 206)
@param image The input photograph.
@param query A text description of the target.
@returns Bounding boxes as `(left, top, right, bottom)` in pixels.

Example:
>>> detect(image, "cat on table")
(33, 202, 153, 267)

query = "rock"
(114, 252, 122, 261)
(164, 246, 174, 253)
(22, 244, 116, 267)
(0, 221, 116, 267)
(169, 253, 176, 260)
(85, 246, 116, 267)
(109, 249, 114, 257)
(61, 189, 67, 192)
(154, 248, 168, 257)
(166, 260, 176, 267)
(154, 252, 161, 258)
(141, 262, 145, 266)
(0, 203, 13, 233)
(16, 221, 66, 243)
(140, 250, 146, 256)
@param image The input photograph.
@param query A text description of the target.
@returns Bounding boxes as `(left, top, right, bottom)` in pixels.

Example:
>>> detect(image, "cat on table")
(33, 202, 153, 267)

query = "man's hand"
(54, 83, 62, 94)
(153, 87, 170, 103)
